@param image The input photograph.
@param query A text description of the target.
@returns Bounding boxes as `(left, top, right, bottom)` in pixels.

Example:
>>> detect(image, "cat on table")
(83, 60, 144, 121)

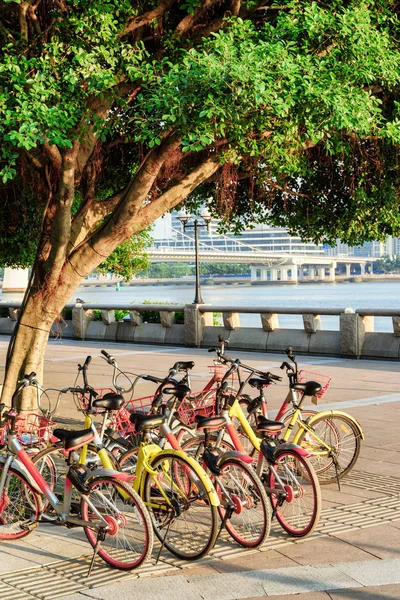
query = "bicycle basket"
(208, 364, 238, 383)
(110, 395, 154, 434)
(177, 390, 217, 426)
(297, 370, 332, 399)
(0, 424, 9, 447)
(15, 413, 55, 447)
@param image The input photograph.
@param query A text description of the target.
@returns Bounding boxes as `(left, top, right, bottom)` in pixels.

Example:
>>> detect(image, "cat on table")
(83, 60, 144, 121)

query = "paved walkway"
(0, 339, 399, 599)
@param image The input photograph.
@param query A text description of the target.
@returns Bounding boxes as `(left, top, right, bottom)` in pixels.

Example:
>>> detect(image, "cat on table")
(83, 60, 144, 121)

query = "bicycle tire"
(118, 446, 139, 473)
(268, 449, 321, 537)
(180, 433, 235, 461)
(142, 450, 219, 560)
(214, 456, 271, 548)
(295, 412, 362, 484)
(0, 465, 42, 540)
(32, 444, 119, 521)
(81, 476, 153, 570)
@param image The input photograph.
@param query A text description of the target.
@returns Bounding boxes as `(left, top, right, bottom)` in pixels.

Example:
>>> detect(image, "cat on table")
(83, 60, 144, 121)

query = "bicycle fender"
(273, 443, 309, 459)
(151, 450, 220, 507)
(87, 467, 134, 483)
(301, 410, 365, 441)
(0, 454, 43, 494)
(219, 451, 254, 465)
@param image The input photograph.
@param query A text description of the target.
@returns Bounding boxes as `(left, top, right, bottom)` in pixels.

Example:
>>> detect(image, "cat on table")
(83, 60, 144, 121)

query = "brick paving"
(0, 338, 399, 599)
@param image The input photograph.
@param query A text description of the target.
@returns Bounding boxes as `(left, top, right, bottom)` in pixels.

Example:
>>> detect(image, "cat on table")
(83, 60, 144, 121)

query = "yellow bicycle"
(240, 347, 364, 485)
(34, 358, 220, 561)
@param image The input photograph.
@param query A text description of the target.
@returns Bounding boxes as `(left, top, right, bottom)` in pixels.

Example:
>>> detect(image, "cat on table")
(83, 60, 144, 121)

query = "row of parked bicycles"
(0, 339, 364, 575)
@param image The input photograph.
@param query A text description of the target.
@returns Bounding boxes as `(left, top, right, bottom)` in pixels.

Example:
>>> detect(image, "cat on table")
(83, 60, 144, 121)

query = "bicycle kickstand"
(87, 530, 103, 577)
(333, 457, 341, 492)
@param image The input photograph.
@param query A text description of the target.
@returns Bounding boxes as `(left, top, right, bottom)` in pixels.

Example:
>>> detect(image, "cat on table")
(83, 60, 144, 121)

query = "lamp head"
(178, 208, 191, 229)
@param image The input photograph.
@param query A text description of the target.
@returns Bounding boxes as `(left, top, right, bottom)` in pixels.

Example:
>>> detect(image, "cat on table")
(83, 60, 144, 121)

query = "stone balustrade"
(0, 302, 399, 359)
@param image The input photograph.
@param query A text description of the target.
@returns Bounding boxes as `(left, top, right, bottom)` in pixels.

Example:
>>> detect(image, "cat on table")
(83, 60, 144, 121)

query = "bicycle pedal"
(22, 521, 39, 532)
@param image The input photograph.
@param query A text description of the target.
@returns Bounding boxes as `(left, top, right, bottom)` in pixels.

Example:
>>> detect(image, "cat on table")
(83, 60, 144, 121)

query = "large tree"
(1, 0, 400, 407)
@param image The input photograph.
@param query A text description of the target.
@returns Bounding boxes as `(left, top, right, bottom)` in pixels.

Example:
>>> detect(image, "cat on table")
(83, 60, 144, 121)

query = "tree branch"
(43, 143, 62, 171)
(140, 157, 221, 224)
(45, 142, 80, 276)
(67, 152, 220, 280)
(264, 178, 312, 198)
(69, 191, 124, 249)
(120, 0, 176, 37)
(176, 0, 216, 36)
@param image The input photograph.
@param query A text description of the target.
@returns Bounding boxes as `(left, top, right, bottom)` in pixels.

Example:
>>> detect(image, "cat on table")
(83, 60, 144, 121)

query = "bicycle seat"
(53, 428, 94, 451)
(291, 381, 322, 396)
(162, 384, 191, 400)
(249, 377, 271, 389)
(172, 361, 195, 372)
(195, 415, 226, 431)
(256, 416, 285, 435)
(92, 393, 125, 411)
(129, 412, 165, 431)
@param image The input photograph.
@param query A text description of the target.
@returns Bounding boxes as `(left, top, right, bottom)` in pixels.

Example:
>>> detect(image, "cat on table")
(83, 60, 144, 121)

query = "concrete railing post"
(101, 310, 115, 325)
(340, 309, 373, 357)
(260, 313, 279, 332)
(184, 305, 212, 347)
(72, 304, 94, 340)
(129, 310, 143, 326)
(160, 311, 175, 328)
(222, 312, 240, 330)
(302, 314, 322, 333)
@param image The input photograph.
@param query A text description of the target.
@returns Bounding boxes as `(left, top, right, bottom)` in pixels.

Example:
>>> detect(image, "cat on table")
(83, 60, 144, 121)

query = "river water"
(68, 280, 399, 332)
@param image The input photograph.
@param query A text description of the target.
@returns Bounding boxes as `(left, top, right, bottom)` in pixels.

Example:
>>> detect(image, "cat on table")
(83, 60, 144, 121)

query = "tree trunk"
(2, 267, 83, 410)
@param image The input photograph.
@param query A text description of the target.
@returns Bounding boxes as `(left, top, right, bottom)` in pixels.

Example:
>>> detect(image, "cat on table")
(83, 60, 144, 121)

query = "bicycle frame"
(78, 407, 220, 508)
(0, 433, 111, 530)
(275, 389, 365, 447)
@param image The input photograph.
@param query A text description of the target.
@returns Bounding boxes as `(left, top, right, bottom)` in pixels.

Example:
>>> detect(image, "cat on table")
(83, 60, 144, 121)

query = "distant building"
(152, 214, 399, 258)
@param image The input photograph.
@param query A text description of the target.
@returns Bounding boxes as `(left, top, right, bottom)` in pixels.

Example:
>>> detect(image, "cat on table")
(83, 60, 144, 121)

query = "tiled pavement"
(0, 339, 400, 599)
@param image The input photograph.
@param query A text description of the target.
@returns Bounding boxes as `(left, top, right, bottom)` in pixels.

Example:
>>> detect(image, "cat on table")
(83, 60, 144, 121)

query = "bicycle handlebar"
(209, 348, 283, 382)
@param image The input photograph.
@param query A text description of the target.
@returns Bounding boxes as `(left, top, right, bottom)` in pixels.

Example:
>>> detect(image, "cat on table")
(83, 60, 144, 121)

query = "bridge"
(149, 227, 376, 283)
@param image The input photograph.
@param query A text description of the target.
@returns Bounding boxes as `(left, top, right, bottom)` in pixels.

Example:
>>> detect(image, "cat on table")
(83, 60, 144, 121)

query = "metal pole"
(193, 220, 203, 304)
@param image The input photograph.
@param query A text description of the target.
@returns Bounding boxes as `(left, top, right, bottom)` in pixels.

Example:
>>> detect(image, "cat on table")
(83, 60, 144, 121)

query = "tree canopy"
(1, 0, 400, 266)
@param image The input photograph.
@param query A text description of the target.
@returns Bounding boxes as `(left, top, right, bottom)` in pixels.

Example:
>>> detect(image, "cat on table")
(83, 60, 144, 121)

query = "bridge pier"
(328, 266, 336, 282)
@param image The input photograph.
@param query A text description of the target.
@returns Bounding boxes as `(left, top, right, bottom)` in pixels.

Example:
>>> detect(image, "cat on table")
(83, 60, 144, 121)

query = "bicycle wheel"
(142, 450, 219, 560)
(0, 465, 42, 539)
(118, 446, 139, 474)
(214, 457, 271, 548)
(81, 476, 153, 570)
(32, 444, 119, 520)
(268, 449, 321, 537)
(180, 434, 234, 461)
(296, 412, 362, 484)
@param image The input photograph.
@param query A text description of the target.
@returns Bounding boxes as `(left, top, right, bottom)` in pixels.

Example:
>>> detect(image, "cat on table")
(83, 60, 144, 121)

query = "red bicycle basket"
(297, 370, 332, 399)
(14, 413, 55, 447)
(177, 390, 217, 426)
(110, 395, 154, 435)
(208, 364, 238, 383)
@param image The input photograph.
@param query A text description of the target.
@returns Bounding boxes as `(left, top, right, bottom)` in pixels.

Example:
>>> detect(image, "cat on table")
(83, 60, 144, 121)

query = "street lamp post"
(178, 208, 212, 304)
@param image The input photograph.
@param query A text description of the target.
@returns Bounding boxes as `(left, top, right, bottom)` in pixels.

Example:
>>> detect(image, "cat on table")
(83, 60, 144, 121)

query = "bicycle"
(36, 355, 221, 561)
(243, 347, 364, 486)
(181, 355, 322, 538)
(118, 381, 271, 550)
(0, 374, 153, 573)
